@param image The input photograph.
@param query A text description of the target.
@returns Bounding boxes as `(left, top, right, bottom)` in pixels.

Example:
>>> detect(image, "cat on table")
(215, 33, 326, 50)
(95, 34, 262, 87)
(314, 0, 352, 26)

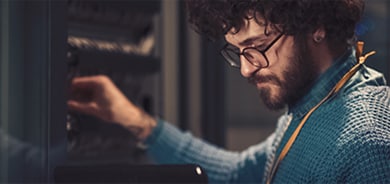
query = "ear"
(312, 27, 326, 43)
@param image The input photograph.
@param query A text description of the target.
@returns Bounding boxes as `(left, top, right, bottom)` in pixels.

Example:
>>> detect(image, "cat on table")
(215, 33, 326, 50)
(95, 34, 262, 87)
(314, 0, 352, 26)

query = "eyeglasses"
(220, 33, 284, 69)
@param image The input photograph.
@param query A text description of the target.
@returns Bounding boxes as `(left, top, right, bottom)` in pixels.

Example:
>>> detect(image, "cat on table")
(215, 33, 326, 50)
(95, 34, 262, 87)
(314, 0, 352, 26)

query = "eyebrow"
(238, 35, 266, 47)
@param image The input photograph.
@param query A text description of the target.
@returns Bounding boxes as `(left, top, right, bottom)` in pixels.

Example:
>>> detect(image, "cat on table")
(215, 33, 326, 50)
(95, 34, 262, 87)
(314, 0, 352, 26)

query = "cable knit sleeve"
(348, 134, 390, 183)
(339, 86, 390, 183)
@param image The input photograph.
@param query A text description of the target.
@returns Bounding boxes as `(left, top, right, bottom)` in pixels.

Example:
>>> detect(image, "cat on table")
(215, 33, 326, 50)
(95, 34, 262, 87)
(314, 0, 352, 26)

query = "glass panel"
(0, 0, 10, 181)
(0, 1, 67, 182)
(0, 1, 46, 182)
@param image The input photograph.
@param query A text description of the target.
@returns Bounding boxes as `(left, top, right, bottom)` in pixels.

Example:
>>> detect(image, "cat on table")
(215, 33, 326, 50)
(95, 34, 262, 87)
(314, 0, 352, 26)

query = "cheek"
(268, 44, 294, 77)
(275, 36, 295, 62)
(272, 45, 297, 82)
(266, 56, 292, 85)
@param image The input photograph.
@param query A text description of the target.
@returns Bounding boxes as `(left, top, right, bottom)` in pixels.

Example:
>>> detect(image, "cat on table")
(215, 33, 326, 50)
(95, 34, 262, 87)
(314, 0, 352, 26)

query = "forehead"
(224, 17, 267, 47)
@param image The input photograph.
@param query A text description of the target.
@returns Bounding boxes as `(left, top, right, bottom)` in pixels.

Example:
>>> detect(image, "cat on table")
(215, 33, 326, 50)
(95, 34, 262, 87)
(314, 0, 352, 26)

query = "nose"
(240, 55, 259, 78)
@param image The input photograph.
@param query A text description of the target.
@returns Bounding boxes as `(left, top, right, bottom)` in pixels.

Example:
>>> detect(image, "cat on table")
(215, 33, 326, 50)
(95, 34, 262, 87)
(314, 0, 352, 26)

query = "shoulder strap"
(266, 41, 376, 184)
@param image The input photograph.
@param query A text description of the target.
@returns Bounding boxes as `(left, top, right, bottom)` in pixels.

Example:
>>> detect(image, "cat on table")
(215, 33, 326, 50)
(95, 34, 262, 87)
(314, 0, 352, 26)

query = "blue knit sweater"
(145, 49, 390, 183)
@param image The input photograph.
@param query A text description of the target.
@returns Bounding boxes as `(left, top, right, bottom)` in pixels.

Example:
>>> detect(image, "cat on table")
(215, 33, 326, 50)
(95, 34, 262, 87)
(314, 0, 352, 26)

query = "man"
(68, 0, 390, 183)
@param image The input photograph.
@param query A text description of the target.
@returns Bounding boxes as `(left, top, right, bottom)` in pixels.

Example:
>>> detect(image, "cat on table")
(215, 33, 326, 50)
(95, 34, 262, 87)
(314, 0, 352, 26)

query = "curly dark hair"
(186, 0, 365, 53)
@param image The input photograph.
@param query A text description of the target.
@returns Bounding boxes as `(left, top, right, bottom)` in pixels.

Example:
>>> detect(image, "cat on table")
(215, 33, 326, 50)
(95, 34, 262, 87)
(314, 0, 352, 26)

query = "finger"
(70, 76, 101, 89)
(69, 76, 107, 101)
(67, 100, 98, 116)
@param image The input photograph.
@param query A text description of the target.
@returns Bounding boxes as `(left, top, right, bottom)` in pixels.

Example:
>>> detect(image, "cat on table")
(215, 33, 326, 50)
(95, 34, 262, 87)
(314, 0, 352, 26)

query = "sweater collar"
(288, 48, 356, 119)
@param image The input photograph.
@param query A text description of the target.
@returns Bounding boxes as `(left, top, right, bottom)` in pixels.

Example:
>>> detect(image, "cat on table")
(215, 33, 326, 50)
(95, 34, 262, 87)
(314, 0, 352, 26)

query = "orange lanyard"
(265, 42, 375, 184)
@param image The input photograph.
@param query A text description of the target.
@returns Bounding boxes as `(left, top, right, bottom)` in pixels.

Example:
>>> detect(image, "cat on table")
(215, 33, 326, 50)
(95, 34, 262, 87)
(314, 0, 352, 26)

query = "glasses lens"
(221, 48, 240, 68)
(243, 48, 267, 68)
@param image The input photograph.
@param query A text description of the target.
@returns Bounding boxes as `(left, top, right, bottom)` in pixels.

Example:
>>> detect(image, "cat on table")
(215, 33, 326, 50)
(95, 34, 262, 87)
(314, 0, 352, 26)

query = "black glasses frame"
(220, 33, 284, 69)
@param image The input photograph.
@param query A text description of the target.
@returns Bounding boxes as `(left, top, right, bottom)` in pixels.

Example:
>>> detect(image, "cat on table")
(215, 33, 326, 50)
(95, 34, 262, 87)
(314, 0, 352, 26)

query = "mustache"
(248, 74, 282, 86)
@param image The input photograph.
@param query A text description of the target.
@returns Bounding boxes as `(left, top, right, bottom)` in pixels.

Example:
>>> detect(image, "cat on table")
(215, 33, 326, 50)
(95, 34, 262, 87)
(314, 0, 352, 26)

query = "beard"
(249, 41, 319, 111)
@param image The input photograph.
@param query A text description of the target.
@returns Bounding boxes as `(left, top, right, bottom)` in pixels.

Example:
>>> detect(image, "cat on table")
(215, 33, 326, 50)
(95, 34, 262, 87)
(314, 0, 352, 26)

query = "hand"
(67, 75, 156, 141)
